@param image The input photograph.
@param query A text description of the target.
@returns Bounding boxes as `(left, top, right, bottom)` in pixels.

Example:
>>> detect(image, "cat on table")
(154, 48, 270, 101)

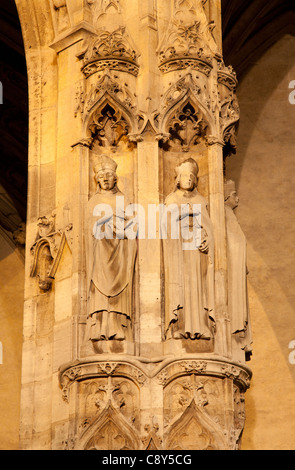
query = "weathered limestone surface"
(16, 0, 251, 450)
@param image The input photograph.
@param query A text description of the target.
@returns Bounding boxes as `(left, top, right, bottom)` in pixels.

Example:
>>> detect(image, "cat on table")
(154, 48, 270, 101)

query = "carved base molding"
(59, 356, 251, 450)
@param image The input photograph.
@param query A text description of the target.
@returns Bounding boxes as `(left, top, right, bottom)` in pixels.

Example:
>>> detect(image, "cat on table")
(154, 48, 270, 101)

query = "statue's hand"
(199, 229, 209, 253)
(199, 238, 209, 253)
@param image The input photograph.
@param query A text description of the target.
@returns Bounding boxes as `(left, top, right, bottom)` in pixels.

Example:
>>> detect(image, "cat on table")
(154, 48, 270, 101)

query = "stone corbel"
(155, 358, 252, 391)
(30, 214, 73, 292)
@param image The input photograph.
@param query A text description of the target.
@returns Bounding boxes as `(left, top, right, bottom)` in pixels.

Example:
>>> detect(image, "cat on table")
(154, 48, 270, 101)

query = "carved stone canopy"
(158, 20, 213, 75)
(78, 27, 140, 78)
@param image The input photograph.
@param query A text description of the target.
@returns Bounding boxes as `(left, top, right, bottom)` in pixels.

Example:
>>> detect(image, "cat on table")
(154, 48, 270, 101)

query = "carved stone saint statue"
(163, 158, 215, 340)
(224, 180, 252, 360)
(85, 155, 137, 342)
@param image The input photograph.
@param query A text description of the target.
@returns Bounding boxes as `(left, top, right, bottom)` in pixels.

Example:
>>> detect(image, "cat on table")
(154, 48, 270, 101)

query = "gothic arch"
(165, 399, 228, 450)
(159, 79, 216, 139)
(222, 0, 295, 79)
(82, 88, 137, 149)
(157, 74, 216, 152)
(75, 402, 140, 450)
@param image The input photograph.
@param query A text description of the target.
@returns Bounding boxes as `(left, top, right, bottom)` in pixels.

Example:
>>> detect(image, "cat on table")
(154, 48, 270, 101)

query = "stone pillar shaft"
(17, 0, 251, 450)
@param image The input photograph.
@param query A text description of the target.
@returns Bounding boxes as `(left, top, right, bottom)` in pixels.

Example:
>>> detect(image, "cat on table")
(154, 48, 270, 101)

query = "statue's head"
(175, 158, 199, 192)
(224, 179, 239, 209)
(94, 154, 118, 191)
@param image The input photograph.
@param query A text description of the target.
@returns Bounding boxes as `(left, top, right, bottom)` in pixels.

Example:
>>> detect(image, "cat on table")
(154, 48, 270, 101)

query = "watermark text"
(289, 340, 295, 364)
(92, 199, 203, 251)
(288, 80, 295, 105)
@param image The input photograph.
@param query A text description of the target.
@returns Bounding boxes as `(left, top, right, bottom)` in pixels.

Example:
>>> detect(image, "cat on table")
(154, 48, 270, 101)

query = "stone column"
(17, 0, 252, 450)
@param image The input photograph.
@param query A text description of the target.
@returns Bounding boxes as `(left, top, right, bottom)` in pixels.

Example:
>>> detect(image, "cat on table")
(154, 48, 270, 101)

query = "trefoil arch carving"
(76, 402, 140, 450)
(155, 73, 215, 151)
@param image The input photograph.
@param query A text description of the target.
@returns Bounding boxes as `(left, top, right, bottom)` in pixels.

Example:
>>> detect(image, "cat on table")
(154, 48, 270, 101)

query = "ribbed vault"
(222, 0, 295, 79)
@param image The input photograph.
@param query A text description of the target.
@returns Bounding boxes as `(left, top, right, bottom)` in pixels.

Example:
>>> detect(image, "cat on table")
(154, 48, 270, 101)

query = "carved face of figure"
(178, 171, 196, 191)
(96, 170, 117, 191)
(226, 190, 239, 210)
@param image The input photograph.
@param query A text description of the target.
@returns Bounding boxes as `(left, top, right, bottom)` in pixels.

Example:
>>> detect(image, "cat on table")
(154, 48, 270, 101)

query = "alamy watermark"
(92, 198, 203, 251)
(288, 80, 295, 105)
(289, 340, 295, 365)
(0, 342, 3, 365)
(0, 82, 2, 104)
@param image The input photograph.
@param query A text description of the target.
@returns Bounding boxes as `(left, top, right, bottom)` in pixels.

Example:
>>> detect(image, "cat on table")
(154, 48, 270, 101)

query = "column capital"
(207, 135, 225, 147)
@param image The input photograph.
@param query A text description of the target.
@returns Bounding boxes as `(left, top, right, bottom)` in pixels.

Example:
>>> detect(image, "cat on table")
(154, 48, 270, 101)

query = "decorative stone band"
(217, 70, 238, 91)
(155, 358, 252, 391)
(59, 357, 252, 403)
(159, 57, 213, 76)
(81, 58, 139, 78)
(78, 27, 140, 78)
(59, 360, 148, 402)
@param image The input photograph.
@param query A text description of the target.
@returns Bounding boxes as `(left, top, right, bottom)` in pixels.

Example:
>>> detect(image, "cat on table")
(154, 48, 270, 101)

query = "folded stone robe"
(85, 187, 137, 340)
(163, 188, 215, 340)
(225, 204, 252, 354)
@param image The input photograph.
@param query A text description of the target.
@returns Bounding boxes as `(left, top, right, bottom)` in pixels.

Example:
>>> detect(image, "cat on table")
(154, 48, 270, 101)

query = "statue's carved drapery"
(225, 180, 252, 361)
(163, 158, 215, 340)
(85, 155, 137, 342)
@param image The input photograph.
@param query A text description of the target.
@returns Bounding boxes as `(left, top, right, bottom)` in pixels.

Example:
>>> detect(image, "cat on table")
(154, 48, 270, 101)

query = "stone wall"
(227, 33, 295, 450)
(0, 231, 24, 450)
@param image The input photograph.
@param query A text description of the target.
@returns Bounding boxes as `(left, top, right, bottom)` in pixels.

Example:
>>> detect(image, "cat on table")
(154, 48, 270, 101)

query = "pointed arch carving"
(87, 0, 122, 21)
(75, 402, 140, 450)
(74, 71, 138, 150)
(165, 399, 228, 450)
(156, 73, 216, 150)
(87, 102, 132, 150)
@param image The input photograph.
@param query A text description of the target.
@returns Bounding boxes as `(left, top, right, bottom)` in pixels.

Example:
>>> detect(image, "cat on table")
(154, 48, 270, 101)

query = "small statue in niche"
(224, 180, 252, 360)
(163, 158, 215, 340)
(85, 154, 137, 342)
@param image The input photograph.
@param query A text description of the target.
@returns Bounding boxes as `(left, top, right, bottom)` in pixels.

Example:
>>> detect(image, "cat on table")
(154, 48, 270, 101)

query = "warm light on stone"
(9, 0, 254, 451)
